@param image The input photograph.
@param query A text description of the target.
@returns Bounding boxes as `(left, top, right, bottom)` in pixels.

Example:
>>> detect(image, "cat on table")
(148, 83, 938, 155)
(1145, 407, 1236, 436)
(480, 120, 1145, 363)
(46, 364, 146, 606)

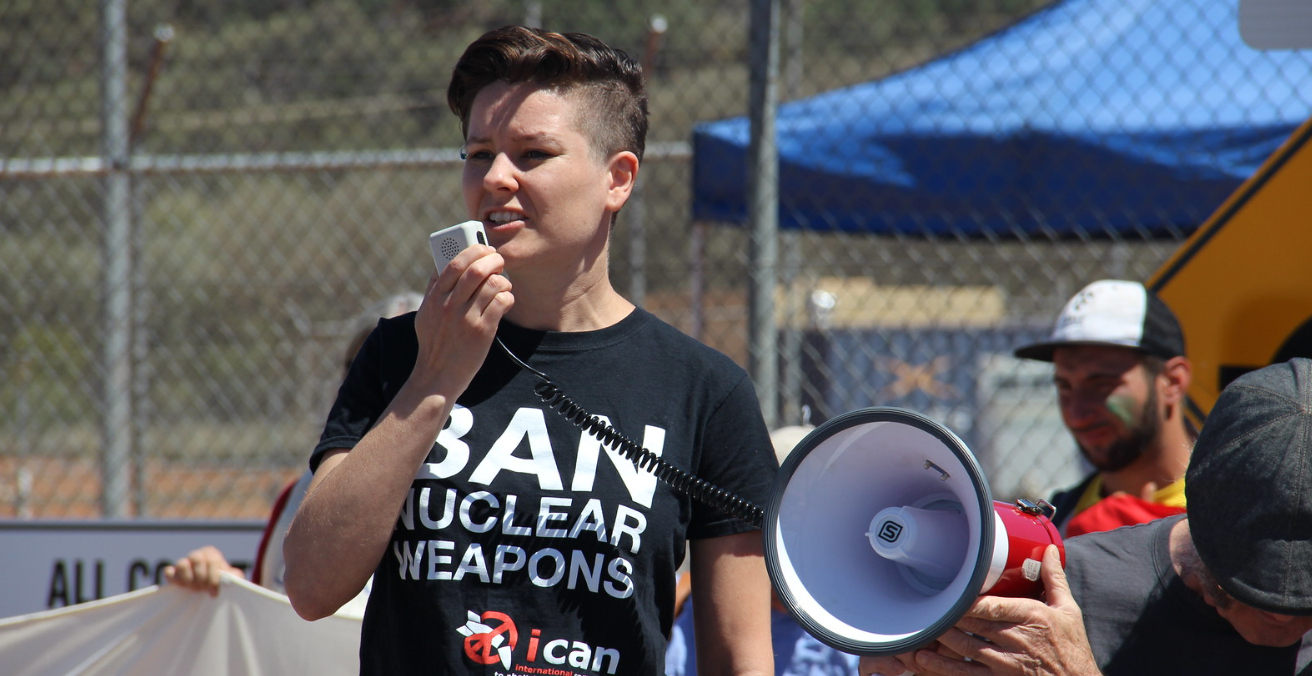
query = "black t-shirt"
(1066, 515, 1307, 675)
(312, 308, 777, 675)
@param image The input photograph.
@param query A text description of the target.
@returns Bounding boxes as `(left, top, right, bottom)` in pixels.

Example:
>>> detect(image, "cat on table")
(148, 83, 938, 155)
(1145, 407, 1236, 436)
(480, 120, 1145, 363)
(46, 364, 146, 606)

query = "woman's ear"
(604, 151, 639, 213)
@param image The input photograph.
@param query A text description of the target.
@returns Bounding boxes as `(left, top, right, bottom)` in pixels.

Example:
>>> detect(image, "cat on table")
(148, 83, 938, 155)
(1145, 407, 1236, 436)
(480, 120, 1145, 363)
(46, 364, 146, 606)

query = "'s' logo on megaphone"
(877, 520, 903, 544)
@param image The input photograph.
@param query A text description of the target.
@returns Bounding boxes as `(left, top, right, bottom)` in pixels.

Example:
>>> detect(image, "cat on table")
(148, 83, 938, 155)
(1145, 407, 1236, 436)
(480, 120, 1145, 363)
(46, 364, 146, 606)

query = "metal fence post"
(779, 0, 806, 426)
(100, 0, 133, 518)
(748, 0, 781, 428)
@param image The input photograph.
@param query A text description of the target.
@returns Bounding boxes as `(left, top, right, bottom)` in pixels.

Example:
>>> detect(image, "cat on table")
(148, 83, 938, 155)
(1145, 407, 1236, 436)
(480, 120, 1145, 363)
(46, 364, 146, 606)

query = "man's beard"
(1079, 386, 1162, 473)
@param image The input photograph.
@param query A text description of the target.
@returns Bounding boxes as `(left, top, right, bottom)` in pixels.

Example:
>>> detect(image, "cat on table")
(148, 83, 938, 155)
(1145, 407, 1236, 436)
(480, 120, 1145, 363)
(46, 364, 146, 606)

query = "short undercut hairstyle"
(447, 25, 649, 162)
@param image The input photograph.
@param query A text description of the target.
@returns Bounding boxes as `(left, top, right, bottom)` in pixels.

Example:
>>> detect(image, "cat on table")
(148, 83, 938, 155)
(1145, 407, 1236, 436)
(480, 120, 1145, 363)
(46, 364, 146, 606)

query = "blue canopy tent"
(692, 0, 1312, 238)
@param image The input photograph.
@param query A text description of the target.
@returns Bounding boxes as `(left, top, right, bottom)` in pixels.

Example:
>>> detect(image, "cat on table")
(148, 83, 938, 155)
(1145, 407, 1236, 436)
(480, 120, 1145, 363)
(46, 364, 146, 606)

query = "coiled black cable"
(496, 338, 765, 528)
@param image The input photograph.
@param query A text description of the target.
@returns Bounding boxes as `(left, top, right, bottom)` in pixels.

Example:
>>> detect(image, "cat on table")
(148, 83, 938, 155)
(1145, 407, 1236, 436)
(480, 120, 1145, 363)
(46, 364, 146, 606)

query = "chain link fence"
(2, 0, 1308, 519)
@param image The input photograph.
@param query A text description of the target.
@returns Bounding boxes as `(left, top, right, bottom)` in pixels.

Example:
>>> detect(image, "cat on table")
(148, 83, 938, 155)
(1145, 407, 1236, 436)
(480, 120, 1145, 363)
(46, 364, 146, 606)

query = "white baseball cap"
(1014, 279, 1186, 362)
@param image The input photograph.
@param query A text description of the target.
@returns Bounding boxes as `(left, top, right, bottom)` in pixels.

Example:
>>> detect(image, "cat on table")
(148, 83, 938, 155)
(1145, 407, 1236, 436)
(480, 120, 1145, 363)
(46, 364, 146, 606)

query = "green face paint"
(1105, 394, 1137, 427)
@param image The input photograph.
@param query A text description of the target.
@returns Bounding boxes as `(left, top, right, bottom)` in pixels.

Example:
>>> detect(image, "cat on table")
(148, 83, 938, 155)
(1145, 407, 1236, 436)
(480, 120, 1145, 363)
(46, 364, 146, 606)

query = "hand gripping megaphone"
(763, 407, 1064, 656)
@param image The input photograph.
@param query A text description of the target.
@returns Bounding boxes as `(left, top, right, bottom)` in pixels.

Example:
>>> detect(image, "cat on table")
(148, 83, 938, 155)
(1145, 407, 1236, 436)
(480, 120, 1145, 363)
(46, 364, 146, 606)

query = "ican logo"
(877, 520, 903, 544)
(457, 609, 622, 674)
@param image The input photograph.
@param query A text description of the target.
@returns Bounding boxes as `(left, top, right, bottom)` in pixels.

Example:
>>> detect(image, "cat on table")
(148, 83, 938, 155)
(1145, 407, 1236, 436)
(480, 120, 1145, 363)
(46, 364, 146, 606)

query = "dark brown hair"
(447, 25, 648, 162)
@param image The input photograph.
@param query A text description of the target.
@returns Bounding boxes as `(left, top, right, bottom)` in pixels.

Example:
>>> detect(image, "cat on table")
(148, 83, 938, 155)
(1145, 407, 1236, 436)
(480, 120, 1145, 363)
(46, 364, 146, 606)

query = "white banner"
(0, 573, 361, 676)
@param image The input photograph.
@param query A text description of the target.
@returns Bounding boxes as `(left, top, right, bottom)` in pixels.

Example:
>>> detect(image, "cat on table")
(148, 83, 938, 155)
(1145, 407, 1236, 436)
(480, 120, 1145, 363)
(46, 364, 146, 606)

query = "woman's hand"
(412, 244, 514, 395)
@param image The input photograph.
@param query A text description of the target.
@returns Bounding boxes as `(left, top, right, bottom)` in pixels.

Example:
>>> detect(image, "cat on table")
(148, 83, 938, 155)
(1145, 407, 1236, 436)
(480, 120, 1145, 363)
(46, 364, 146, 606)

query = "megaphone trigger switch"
(1022, 558, 1042, 582)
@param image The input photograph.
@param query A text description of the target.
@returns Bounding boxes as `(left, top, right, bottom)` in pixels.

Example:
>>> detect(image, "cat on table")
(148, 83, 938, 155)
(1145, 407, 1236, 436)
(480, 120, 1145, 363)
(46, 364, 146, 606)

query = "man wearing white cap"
(1012, 279, 1194, 536)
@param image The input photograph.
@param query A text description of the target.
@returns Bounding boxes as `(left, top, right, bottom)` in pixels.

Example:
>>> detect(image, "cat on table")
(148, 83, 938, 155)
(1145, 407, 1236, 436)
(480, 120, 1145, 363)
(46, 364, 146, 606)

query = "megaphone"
(764, 407, 1064, 656)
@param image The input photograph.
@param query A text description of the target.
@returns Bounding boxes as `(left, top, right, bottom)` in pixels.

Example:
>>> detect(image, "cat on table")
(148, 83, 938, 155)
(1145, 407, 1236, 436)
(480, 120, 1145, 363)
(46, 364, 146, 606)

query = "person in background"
(163, 292, 423, 605)
(1012, 279, 1194, 536)
(281, 26, 776, 675)
(860, 358, 1312, 676)
(665, 424, 860, 676)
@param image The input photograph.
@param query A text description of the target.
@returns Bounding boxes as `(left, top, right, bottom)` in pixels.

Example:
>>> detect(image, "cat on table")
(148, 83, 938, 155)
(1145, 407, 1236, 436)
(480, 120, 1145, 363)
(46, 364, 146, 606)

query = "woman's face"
(461, 80, 633, 278)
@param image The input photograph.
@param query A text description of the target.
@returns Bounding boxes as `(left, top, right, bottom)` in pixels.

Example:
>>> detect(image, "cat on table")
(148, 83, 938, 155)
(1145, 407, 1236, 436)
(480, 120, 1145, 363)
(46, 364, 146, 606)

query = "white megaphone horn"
(763, 407, 1064, 656)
